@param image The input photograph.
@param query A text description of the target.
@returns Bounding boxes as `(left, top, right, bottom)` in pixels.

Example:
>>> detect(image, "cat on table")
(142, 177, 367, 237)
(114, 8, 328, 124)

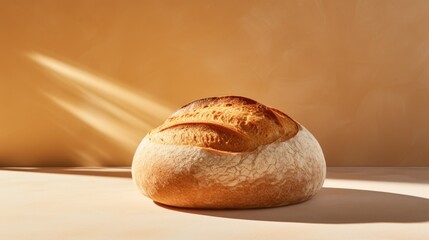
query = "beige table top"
(1, 167, 428, 240)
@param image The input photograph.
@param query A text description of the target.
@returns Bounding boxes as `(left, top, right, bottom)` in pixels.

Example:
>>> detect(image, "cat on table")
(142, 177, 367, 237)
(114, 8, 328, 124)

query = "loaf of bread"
(132, 96, 325, 209)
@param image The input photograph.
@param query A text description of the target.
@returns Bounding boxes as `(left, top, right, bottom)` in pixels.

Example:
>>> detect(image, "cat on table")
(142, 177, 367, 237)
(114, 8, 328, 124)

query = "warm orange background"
(1, 0, 428, 166)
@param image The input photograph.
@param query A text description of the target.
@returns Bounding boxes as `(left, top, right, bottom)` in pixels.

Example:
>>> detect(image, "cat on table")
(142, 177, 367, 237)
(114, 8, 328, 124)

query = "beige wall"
(1, 0, 429, 166)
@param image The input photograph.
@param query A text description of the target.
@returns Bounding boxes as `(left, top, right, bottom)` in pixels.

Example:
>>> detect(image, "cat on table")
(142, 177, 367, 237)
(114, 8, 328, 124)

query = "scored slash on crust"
(148, 96, 299, 152)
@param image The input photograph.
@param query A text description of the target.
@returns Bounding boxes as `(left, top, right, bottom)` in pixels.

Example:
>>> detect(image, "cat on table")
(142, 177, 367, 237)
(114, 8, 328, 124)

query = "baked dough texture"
(132, 96, 326, 209)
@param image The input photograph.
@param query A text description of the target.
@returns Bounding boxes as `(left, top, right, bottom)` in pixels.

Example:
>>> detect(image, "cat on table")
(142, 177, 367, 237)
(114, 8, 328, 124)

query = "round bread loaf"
(132, 96, 326, 209)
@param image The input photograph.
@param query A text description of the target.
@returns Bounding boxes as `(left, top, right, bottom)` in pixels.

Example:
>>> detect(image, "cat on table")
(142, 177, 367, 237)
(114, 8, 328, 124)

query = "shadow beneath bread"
(156, 187, 429, 223)
(1, 167, 131, 178)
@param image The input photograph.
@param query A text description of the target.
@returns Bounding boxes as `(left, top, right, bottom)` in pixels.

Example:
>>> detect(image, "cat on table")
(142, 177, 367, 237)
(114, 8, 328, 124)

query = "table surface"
(1, 167, 428, 240)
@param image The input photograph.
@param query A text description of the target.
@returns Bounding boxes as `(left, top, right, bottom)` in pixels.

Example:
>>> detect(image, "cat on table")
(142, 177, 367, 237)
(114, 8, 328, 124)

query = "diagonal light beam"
(27, 52, 173, 121)
(44, 93, 139, 150)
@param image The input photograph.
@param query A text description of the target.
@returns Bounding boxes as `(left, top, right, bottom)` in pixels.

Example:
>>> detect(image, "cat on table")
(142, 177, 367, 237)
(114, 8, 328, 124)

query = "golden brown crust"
(148, 96, 299, 152)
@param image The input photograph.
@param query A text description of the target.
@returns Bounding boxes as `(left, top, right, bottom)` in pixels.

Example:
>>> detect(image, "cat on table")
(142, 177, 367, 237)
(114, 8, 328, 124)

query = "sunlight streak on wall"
(75, 87, 153, 130)
(27, 52, 173, 121)
(44, 93, 140, 150)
